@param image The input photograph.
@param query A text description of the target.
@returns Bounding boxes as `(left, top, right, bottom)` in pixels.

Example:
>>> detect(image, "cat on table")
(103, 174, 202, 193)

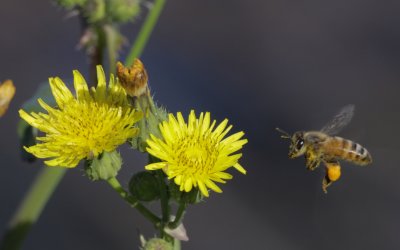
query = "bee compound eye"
(296, 139, 304, 150)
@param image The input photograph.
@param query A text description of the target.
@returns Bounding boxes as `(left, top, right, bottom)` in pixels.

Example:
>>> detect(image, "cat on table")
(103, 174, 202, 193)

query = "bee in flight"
(277, 105, 372, 193)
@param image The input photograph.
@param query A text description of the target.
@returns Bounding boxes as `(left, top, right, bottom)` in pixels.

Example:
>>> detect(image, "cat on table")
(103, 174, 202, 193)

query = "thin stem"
(168, 200, 187, 229)
(125, 0, 166, 66)
(106, 177, 161, 226)
(0, 167, 67, 250)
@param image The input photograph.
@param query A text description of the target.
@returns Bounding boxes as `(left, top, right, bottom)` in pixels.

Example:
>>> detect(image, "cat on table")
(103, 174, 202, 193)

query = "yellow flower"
(19, 66, 142, 168)
(0, 80, 16, 117)
(145, 111, 247, 197)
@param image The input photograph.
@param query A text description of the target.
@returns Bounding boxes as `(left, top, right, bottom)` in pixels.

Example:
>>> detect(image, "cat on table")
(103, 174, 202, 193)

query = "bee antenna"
(276, 127, 291, 139)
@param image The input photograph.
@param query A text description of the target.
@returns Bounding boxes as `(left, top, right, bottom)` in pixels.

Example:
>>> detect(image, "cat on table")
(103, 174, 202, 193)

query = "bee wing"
(320, 104, 355, 135)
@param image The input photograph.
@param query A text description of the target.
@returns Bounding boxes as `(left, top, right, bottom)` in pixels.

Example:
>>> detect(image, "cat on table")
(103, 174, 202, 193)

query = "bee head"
(276, 128, 307, 158)
(288, 131, 306, 158)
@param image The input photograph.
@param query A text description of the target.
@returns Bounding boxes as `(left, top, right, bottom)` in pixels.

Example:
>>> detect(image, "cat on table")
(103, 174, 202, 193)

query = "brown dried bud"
(116, 59, 148, 97)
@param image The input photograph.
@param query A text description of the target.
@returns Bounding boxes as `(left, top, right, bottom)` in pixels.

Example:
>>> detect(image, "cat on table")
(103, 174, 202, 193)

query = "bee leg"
(322, 161, 341, 193)
(305, 151, 320, 171)
(322, 176, 330, 193)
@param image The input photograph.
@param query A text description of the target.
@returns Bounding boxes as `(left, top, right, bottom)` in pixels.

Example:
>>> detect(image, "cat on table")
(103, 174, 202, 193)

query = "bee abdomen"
(332, 137, 372, 165)
(345, 140, 372, 165)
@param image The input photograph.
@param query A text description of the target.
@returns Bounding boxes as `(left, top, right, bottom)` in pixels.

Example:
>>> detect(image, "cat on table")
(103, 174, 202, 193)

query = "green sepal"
(169, 182, 203, 205)
(129, 171, 160, 202)
(129, 95, 168, 152)
(84, 151, 122, 181)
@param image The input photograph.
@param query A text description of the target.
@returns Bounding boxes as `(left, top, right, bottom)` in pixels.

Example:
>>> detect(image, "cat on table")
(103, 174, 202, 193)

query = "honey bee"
(277, 105, 372, 193)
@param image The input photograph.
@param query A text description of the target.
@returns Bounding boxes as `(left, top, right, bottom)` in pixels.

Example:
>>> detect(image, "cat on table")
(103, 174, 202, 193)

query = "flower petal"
(73, 70, 91, 101)
(145, 162, 167, 170)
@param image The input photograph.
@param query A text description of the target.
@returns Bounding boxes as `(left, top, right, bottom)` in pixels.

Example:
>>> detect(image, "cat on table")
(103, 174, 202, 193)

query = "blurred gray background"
(1, 0, 400, 249)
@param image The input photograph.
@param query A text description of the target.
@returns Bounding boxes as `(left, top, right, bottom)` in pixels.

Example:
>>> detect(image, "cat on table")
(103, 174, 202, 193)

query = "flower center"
(175, 135, 218, 175)
(53, 100, 133, 158)
(185, 145, 205, 163)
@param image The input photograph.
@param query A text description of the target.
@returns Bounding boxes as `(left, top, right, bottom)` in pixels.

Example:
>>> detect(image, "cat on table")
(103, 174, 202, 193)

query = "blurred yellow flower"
(19, 66, 142, 168)
(0, 80, 16, 117)
(145, 111, 247, 197)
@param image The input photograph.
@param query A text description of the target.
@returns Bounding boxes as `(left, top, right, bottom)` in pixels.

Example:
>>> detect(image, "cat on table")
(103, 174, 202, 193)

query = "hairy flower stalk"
(145, 111, 248, 197)
(19, 66, 142, 168)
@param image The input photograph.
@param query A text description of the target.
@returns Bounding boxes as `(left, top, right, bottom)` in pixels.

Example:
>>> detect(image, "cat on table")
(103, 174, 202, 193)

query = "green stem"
(90, 25, 105, 85)
(0, 167, 67, 250)
(156, 170, 170, 237)
(125, 0, 166, 66)
(173, 238, 181, 250)
(168, 199, 187, 229)
(104, 24, 119, 75)
(106, 177, 161, 226)
(157, 171, 169, 222)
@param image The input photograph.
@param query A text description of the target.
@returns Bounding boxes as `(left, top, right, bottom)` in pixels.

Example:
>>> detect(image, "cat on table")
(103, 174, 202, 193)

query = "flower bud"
(85, 151, 122, 181)
(164, 217, 189, 241)
(129, 171, 160, 201)
(108, 0, 140, 23)
(116, 60, 148, 98)
(86, 0, 106, 23)
(143, 238, 173, 250)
